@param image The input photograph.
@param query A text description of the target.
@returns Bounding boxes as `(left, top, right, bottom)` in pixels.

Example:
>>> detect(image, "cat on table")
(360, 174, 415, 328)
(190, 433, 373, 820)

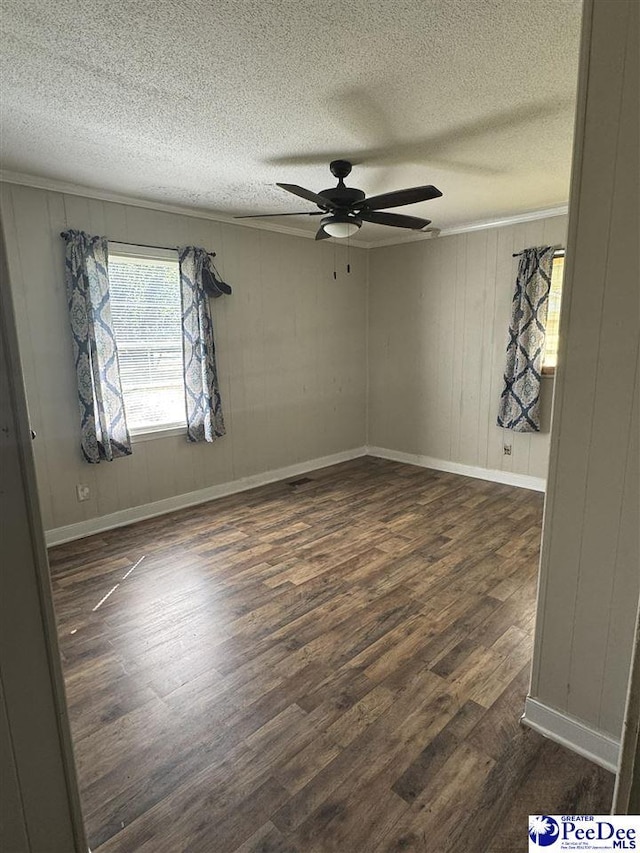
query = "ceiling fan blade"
(234, 211, 324, 219)
(277, 183, 336, 210)
(358, 185, 442, 211)
(315, 226, 331, 241)
(359, 211, 431, 230)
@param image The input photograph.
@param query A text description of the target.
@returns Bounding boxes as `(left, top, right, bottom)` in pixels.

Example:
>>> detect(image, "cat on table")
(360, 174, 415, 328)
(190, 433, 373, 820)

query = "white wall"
(528, 0, 639, 745)
(0, 185, 367, 533)
(367, 215, 567, 481)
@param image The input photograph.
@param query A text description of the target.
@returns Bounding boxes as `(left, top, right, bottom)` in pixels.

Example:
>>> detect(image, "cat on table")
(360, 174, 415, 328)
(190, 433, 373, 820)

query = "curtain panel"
(61, 230, 132, 462)
(497, 245, 555, 432)
(178, 247, 226, 443)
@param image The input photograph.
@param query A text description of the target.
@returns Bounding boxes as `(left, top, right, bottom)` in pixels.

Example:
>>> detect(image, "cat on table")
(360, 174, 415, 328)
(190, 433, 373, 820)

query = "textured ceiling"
(0, 0, 582, 241)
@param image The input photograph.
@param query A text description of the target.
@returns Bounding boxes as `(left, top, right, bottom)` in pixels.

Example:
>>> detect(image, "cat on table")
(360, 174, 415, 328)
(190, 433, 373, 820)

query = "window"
(542, 252, 564, 374)
(108, 245, 185, 434)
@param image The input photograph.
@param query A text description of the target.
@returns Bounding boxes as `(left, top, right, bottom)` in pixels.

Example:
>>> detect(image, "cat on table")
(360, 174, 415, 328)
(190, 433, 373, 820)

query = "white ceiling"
(0, 0, 582, 243)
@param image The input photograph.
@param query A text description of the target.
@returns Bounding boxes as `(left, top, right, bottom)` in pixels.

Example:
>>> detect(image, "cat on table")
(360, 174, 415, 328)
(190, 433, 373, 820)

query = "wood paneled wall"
(1, 183, 567, 534)
(530, 0, 639, 740)
(367, 215, 568, 480)
(0, 185, 367, 531)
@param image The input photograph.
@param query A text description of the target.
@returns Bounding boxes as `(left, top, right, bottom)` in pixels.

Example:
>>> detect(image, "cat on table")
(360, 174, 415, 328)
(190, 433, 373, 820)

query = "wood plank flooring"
(49, 457, 613, 853)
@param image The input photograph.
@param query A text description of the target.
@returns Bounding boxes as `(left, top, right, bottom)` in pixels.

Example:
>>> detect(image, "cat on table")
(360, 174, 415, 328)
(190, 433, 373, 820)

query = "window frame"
(541, 250, 565, 377)
(107, 242, 186, 441)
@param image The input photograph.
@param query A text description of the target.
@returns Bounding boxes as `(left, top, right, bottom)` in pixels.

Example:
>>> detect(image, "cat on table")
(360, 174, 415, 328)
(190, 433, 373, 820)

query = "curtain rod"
(512, 246, 564, 258)
(109, 240, 216, 258)
(59, 233, 216, 257)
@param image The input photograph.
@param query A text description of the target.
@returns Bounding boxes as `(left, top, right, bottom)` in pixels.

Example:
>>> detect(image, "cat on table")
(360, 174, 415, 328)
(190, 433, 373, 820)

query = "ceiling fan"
(235, 160, 442, 240)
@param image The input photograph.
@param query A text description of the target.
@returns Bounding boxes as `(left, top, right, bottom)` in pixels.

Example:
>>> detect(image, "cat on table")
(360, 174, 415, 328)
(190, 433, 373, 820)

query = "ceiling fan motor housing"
(319, 159, 366, 210)
(319, 185, 366, 209)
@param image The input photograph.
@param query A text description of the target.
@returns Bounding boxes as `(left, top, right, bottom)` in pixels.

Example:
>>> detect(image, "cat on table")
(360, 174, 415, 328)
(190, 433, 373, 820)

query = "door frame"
(614, 599, 640, 813)
(0, 218, 88, 851)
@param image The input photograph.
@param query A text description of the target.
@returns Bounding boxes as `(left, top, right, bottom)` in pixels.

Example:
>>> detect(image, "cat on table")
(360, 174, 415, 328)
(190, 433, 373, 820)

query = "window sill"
(541, 367, 556, 377)
(130, 424, 186, 443)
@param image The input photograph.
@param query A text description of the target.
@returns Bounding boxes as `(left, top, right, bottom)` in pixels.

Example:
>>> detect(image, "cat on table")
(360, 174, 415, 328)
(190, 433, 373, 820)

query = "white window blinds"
(108, 251, 186, 433)
(542, 254, 564, 371)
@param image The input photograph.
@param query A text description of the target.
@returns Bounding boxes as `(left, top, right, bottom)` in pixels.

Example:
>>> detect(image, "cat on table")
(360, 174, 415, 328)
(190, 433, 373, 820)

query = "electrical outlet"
(76, 483, 91, 502)
(503, 444, 512, 456)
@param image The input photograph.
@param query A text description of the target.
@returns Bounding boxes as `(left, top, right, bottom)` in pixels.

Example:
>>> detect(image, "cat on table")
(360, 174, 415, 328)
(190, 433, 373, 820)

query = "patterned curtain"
(497, 245, 555, 432)
(178, 247, 226, 443)
(61, 230, 132, 462)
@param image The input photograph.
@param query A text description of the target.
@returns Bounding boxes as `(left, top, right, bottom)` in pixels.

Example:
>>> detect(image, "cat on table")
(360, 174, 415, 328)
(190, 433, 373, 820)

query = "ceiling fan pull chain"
(333, 241, 337, 280)
(347, 234, 351, 274)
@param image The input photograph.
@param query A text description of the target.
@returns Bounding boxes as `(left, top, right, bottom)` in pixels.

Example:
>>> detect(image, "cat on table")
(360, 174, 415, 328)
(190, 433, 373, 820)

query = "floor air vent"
(288, 477, 313, 487)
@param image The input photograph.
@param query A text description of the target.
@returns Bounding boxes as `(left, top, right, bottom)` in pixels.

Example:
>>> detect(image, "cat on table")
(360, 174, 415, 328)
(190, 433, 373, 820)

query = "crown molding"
(0, 169, 567, 249)
(0, 170, 370, 248)
(366, 204, 569, 248)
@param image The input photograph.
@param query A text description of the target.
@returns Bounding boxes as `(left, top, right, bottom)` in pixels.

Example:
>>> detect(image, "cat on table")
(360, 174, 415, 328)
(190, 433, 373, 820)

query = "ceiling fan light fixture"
(321, 214, 361, 239)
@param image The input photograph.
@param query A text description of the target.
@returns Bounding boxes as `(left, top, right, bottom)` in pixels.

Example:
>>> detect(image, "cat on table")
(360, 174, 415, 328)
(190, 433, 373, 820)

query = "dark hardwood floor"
(49, 457, 613, 853)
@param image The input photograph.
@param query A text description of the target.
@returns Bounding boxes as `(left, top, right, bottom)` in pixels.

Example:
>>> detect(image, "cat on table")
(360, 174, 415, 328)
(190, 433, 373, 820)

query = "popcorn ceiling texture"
(0, 0, 582, 237)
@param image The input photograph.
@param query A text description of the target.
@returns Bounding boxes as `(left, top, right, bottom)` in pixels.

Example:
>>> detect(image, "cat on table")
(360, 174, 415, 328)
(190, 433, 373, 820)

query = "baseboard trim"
(45, 447, 367, 546)
(522, 696, 620, 773)
(46, 445, 545, 546)
(366, 446, 546, 492)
